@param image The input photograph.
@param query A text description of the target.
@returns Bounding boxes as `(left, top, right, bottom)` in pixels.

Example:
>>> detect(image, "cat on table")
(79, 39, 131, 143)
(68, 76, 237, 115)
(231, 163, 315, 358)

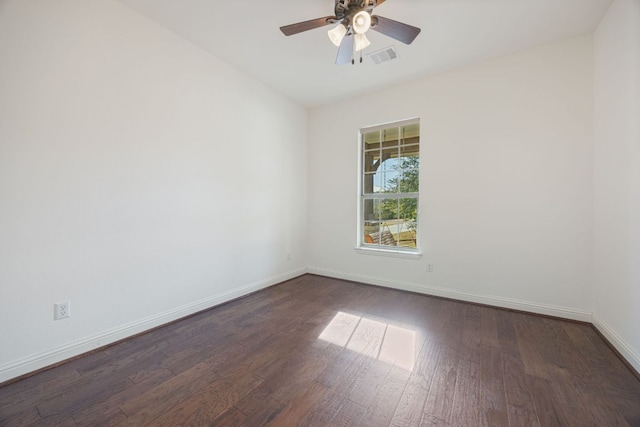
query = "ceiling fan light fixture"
(280, 0, 421, 64)
(328, 23, 347, 47)
(352, 11, 371, 34)
(354, 33, 371, 51)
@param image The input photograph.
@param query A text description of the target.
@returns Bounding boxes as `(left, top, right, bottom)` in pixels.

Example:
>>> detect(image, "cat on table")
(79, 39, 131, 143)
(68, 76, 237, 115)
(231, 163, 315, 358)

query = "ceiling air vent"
(368, 46, 399, 65)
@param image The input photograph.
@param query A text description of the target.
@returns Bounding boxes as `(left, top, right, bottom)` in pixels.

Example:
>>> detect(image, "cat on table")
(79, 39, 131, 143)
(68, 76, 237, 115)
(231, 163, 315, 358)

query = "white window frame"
(356, 118, 422, 259)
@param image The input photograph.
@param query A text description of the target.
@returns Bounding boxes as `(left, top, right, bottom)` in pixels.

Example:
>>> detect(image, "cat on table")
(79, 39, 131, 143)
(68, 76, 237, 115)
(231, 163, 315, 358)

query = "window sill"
(354, 247, 423, 260)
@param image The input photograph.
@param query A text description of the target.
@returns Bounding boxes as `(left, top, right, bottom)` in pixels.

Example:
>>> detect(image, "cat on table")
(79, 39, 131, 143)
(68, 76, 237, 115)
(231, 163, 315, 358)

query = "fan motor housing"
(335, 0, 375, 20)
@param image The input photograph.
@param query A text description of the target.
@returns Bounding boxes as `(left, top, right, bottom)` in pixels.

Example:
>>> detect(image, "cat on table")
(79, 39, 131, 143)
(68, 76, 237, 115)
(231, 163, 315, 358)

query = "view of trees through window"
(361, 120, 419, 250)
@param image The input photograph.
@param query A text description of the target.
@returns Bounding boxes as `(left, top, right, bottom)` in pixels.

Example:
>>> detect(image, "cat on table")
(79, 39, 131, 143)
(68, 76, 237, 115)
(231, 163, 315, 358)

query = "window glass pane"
(382, 127, 399, 144)
(381, 157, 400, 173)
(399, 144, 419, 160)
(365, 226, 398, 247)
(362, 198, 377, 222)
(398, 198, 418, 248)
(380, 147, 399, 172)
(398, 168, 419, 192)
(398, 145, 419, 193)
(398, 198, 418, 222)
(363, 150, 380, 173)
(362, 172, 376, 194)
(401, 123, 420, 145)
(363, 198, 402, 247)
(363, 222, 380, 244)
(378, 229, 398, 247)
(363, 198, 395, 222)
(363, 198, 381, 245)
(364, 130, 380, 151)
(396, 229, 417, 248)
(378, 169, 399, 193)
(379, 198, 397, 221)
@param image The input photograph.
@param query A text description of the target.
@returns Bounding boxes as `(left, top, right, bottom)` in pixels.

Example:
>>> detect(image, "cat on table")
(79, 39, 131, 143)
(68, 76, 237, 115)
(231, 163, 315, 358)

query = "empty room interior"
(1, 0, 639, 425)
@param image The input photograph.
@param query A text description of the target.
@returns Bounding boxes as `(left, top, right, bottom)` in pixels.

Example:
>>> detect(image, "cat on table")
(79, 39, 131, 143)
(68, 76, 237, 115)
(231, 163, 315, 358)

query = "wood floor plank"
(574, 386, 632, 426)
(162, 333, 244, 375)
(315, 312, 392, 390)
(301, 346, 387, 425)
(450, 344, 485, 426)
(330, 398, 367, 426)
(260, 345, 334, 404)
(347, 358, 392, 406)
(234, 385, 286, 425)
(389, 338, 440, 427)
(527, 376, 570, 426)
(514, 315, 556, 380)
(496, 310, 520, 355)
(76, 407, 128, 427)
(119, 358, 222, 423)
(1, 274, 639, 426)
(265, 380, 329, 427)
(501, 351, 538, 426)
(0, 406, 41, 426)
(617, 396, 640, 426)
(358, 365, 411, 427)
(166, 374, 262, 426)
(479, 345, 509, 426)
(421, 343, 460, 426)
(0, 366, 80, 407)
(208, 407, 248, 426)
(391, 381, 430, 427)
(461, 305, 484, 349)
(0, 367, 81, 420)
(563, 322, 640, 398)
(478, 306, 500, 349)
(32, 411, 77, 426)
(233, 330, 323, 384)
(36, 376, 133, 418)
(71, 367, 174, 425)
(432, 299, 466, 347)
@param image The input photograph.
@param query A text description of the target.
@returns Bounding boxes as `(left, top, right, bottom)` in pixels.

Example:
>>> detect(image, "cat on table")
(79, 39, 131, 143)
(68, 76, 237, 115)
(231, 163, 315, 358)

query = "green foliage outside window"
(379, 156, 419, 227)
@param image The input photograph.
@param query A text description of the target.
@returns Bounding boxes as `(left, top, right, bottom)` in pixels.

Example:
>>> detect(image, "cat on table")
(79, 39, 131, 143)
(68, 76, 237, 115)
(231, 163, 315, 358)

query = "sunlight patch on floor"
(318, 311, 416, 371)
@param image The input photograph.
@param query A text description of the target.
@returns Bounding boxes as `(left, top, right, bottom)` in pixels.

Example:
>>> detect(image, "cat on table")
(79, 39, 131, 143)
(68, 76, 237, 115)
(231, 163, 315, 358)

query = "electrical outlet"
(427, 262, 434, 273)
(54, 301, 71, 320)
(286, 252, 291, 261)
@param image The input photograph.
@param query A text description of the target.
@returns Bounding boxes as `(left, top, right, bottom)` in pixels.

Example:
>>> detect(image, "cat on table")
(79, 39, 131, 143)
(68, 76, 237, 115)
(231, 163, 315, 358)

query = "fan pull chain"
(352, 33, 355, 65)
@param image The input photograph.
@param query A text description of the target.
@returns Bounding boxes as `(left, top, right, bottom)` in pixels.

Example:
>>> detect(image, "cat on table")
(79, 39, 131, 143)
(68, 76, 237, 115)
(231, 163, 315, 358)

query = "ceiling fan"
(280, 0, 421, 65)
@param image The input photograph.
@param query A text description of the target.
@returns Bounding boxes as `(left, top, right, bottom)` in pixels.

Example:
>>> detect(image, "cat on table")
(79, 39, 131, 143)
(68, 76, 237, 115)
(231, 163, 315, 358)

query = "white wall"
(593, 0, 640, 372)
(0, 0, 307, 382)
(308, 36, 594, 320)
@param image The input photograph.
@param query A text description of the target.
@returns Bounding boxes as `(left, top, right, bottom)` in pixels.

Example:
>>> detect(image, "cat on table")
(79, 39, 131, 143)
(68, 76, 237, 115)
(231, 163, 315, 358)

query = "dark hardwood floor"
(1, 274, 639, 426)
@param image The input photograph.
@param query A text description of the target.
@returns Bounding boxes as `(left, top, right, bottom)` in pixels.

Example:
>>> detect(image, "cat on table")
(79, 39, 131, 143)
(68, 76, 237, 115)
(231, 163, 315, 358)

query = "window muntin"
(360, 119, 419, 251)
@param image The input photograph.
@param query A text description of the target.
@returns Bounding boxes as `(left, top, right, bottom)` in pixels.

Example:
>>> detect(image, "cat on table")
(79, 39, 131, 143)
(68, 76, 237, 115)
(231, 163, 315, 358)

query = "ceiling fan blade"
(280, 16, 336, 36)
(371, 15, 421, 44)
(336, 34, 354, 65)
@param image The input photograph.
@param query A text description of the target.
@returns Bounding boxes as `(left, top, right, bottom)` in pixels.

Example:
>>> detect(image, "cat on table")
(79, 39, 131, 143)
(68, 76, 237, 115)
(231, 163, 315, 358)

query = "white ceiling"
(118, 0, 612, 108)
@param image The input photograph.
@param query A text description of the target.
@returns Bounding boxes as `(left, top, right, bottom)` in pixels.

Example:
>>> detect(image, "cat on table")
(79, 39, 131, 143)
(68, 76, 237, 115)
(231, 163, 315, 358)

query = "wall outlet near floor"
(286, 252, 291, 261)
(54, 301, 71, 320)
(426, 262, 434, 273)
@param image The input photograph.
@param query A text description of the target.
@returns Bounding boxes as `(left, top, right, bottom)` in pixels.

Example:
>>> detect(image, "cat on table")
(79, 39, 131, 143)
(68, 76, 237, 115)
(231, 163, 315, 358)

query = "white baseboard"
(0, 267, 306, 384)
(307, 266, 592, 322)
(592, 315, 640, 374)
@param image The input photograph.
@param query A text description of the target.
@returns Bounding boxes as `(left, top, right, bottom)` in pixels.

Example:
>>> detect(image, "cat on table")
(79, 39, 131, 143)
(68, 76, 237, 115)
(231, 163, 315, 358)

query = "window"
(359, 119, 420, 254)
